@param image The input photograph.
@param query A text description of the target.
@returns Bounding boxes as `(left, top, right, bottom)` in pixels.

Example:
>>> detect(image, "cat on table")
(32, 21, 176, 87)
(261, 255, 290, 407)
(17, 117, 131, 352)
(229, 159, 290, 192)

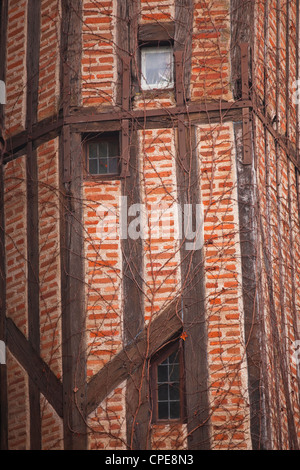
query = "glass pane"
(169, 351, 179, 364)
(98, 158, 108, 174)
(169, 363, 179, 382)
(158, 402, 169, 420)
(89, 143, 98, 159)
(170, 401, 180, 419)
(158, 383, 168, 401)
(144, 49, 172, 87)
(89, 158, 98, 174)
(108, 140, 119, 157)
(169, 384, 180, 401)
(157, 365, 168, 383)
(108, 157, 118, 174)
(98, 142, 108, 158)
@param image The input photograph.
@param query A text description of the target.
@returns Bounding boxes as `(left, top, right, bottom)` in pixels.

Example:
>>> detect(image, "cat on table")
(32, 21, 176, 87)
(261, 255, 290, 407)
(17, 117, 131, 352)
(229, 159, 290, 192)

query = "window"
(150, 340, 185, 423)
(85, 133, 120, 177)
(141, 46, 174, 90)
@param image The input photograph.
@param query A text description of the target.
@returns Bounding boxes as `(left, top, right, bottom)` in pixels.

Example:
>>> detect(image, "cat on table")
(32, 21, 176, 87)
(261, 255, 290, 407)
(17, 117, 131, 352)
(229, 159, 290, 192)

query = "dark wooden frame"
(150, 339, 186, 425)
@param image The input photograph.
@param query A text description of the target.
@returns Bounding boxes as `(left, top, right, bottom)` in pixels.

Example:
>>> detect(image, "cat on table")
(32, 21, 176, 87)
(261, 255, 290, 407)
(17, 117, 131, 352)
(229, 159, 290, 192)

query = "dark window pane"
(169, 351, 179, 364)
(158, 402, 169, 420)
(108, 140, 119, 157)
(98, 141, 108, 158)
(169, 384, 180, 401)
(108, 157, 118, 174)
(89, 158, 98, 174)
(158, 383, 168, 401)
(170, 401, 180, 419)
(98, 158, 108, 174)
(157, 365, 168, 382)
(169, 364, 179, 382)
(89, 143, 98, 159)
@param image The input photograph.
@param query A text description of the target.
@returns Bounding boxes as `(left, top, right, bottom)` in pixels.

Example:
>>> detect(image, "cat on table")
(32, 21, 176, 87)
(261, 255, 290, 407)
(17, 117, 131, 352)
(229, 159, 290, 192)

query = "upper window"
(141, 46, 174, 91)
(85, 133, 120, 177)
(150, 340, 185, 423)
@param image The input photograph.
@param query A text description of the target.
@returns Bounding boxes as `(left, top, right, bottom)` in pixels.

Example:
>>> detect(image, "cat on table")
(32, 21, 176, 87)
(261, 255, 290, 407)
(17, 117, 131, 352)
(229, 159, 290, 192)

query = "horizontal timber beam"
(3, 100, 251, 160)
(3, 99, 300, 172)
(66, 99, 252, 124)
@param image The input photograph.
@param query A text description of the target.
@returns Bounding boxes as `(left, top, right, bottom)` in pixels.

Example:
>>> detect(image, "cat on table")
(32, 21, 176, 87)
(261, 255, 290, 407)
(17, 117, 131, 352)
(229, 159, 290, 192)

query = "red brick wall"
(3, 0, 300, 451)
(7, 351, 29, 450)
(82, 0, 116, 107)
(5, 0, 27, 137)
(4, 156, 27, 337)
(191, 0, 232, 102)
(40, 395, 63, 450)
(253, 0, 300, 448)
(83, 179, 126, 449)
(38, 0, 61, 120)
(140, 0, 174, 22)
(254, 116, 300, 449)
(37, 138, 62, 379)
(140, 128, 181, 322)
(197, 122, 250, 449)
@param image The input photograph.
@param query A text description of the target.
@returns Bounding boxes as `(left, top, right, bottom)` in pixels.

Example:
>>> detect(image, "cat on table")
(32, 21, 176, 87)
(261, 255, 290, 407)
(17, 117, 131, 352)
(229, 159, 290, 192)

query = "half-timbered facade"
(0, 0, 300, 450)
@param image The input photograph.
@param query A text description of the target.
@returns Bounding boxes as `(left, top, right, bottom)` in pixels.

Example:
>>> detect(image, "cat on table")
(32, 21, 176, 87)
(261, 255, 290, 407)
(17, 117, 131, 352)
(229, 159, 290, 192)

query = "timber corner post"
(60, 0, 87, 450)
(0, 0, 8, 452)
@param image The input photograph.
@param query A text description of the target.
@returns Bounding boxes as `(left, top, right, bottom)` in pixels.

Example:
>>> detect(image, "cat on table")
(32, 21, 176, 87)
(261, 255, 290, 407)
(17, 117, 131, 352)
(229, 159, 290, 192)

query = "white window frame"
(141, 46, 174, 91)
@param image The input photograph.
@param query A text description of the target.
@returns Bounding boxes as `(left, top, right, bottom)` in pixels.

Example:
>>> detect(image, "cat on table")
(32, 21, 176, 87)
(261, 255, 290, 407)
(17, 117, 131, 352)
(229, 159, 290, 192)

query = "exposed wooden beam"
(86, 298, 182, 416)
(60, 0, 86, 450)
(26, 0, 41, 450)
(6, 318, 63, 418)
(0, 0, 8, 451)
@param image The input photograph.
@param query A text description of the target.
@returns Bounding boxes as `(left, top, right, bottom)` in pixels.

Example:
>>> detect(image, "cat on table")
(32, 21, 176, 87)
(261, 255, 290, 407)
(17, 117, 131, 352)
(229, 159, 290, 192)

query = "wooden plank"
(60, 132, 87, 450)
(122, 126, 148, 449)
(234, 122, 268, 449)
(86, 299, 182, 416)
(65, 100, 253, 125)
(26, 0, 41, 450)
(26, 143, 41, 450)
(175, 122, 210, 450)
(0, 163, 7, 451)
(231, 0, 271, 451)
(240, 43, 252, 165)
(174, 0, 194, 100)
(6, 318, 63, 418)
(59, 0, 86, 450)
(3, 101, 252, 160)
(116, 0, 151, 449)
(0, 0, 8, 451)
(174, 2, 210, 449)
(138, 22, 175, 43)
(230, 0, 254, 100)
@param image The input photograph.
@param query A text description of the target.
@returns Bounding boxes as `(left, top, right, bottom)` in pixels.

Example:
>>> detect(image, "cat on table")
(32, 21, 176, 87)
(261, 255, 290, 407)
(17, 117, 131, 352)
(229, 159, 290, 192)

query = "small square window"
(141, 46, 174, 90)
(85, 134, 120, 177)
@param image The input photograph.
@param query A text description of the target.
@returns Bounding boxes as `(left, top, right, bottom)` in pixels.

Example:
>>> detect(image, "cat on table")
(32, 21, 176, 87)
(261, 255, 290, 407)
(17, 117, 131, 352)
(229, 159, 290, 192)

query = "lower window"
(84, 133, 120, 177)
(150, 339, 185, 423)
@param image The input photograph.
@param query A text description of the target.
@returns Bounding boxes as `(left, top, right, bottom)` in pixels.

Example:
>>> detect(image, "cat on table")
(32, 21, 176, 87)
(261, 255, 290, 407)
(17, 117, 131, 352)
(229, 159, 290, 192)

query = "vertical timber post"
(174, 0, 210, 450)
(60, 0, 87, 450)
(116, 0, 151, 450)
(26, 0, 41, 449)
(0, 0, 8, 451)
